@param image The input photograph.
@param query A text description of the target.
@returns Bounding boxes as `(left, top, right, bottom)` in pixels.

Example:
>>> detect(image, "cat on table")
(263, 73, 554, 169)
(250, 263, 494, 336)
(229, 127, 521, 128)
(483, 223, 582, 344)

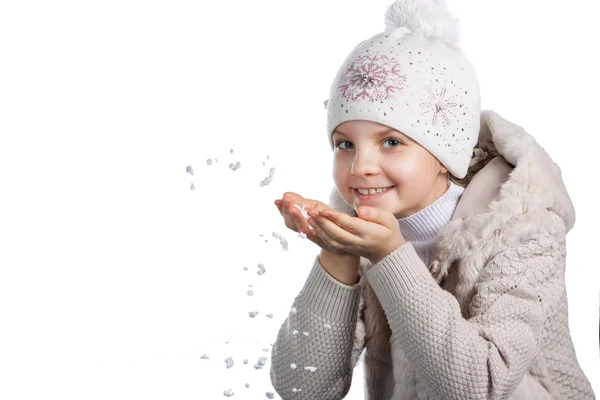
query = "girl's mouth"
(354, 186, 395, 200)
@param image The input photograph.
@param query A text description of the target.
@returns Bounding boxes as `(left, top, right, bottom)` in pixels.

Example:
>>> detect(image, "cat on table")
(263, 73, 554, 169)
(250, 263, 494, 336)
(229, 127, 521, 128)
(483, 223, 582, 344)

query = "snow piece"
(272, 231, 288, 250)
(257, 263, 266, 276)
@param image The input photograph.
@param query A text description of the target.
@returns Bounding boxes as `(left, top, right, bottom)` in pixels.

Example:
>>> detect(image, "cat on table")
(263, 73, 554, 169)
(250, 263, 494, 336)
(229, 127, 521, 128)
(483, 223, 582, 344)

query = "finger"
(320, 208, 366, 236)
(288, 206, 303, 232)
(307, 217, 334, 246)
(308, 204, 328, 218)
(283, 192, 302, 206)
(356, 206, 395, 231)
(284, 194, 306, 216)
(310, 215, 359, 249)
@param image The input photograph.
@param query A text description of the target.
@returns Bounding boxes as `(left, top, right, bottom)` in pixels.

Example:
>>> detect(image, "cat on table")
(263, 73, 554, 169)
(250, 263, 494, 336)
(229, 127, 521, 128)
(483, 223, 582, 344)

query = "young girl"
(270, 1, 596, 399)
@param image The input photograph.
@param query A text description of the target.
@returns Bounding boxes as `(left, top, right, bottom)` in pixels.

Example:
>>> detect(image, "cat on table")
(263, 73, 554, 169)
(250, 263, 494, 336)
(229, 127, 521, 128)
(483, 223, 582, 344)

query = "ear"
(438, 159, 448, 175)
(434, 157, 448, 175)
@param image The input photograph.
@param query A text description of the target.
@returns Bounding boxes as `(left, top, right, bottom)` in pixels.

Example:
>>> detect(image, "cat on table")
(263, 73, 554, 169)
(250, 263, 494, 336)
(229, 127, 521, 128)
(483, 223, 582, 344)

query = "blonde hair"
(446, 147, 499, 188)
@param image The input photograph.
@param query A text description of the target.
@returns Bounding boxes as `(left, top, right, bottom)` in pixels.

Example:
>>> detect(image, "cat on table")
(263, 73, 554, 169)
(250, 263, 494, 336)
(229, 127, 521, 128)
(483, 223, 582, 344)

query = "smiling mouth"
(354, 186, 395, 198)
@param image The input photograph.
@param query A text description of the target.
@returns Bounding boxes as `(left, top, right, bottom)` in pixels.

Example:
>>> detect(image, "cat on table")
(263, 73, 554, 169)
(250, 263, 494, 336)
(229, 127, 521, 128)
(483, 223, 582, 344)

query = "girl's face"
(332, 120, 449, 219)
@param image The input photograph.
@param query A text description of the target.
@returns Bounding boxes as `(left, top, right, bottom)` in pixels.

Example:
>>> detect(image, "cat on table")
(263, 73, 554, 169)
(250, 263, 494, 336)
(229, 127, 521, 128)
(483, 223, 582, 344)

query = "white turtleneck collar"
(396, 180, 465, 265)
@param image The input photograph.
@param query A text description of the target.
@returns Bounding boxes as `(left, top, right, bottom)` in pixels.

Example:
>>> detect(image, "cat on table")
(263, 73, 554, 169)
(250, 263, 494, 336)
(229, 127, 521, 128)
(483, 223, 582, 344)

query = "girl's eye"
(334, 138, 402, 150)
(383, 138, 402, 148)
(335, 140, 352, 149)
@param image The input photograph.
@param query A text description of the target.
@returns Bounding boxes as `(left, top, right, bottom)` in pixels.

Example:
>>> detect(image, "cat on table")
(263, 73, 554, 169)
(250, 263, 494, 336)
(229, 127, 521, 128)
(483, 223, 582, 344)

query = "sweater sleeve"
(363, 234, 566, 400)
(269, 254, 367, 399)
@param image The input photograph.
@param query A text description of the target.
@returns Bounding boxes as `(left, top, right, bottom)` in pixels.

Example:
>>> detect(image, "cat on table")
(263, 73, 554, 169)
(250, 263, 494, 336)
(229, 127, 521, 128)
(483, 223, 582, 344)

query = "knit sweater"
(270, 110, 596, 400)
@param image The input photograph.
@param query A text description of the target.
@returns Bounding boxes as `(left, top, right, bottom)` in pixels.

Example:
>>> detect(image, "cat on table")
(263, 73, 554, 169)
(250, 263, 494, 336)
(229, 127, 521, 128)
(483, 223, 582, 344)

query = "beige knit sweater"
(270, 110, 596, 400)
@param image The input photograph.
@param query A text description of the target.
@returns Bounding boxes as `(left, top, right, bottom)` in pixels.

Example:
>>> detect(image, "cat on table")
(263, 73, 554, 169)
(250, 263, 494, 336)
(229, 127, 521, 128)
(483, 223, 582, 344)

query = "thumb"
(358, 206, 375, 219)
(358, 206, 394, 226)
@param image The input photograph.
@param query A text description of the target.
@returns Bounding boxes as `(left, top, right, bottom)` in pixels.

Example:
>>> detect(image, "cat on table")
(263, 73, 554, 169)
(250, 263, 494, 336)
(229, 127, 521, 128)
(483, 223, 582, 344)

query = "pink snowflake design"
(337, 54, 407, 102)
(419, 84, 459, 127)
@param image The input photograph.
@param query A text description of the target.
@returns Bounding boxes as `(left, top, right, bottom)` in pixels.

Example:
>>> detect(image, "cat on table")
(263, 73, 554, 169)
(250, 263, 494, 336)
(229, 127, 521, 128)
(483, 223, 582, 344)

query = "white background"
(1, 0, 598, 399)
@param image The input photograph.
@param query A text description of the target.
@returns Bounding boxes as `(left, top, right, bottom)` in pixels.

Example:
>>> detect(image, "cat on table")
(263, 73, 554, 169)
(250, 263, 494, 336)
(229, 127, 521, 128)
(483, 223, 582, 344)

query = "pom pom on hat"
(384, 0, 460, 46)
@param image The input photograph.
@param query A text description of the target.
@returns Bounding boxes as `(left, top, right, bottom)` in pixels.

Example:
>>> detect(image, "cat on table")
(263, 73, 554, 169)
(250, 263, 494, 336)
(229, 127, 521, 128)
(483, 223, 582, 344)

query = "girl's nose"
(351, 154, 380, 176)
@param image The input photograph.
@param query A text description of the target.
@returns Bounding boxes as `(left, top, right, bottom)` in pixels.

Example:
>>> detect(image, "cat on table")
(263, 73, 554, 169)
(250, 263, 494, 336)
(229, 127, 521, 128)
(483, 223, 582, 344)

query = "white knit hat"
(325, 0, 480, 179)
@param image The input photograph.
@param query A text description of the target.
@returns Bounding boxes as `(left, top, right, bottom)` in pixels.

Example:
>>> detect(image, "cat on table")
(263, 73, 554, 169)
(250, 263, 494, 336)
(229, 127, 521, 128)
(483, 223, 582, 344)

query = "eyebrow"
(332, 127, 398, 137)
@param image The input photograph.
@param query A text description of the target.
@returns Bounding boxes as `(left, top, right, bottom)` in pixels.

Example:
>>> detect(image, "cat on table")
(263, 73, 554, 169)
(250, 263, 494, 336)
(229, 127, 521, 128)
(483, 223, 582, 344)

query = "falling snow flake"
(272, 231, 288, 250)
(257, 263, 266, 276)
(254, 356, 268, 370)
(259, 167, 276, 187)
(229, 161, 242, 171)
(224, 357, 234, 368)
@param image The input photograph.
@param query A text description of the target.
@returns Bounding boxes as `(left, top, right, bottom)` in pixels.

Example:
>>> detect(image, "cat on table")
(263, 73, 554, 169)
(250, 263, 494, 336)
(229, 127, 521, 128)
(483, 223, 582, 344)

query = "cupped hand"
(274, 192, 354, 256)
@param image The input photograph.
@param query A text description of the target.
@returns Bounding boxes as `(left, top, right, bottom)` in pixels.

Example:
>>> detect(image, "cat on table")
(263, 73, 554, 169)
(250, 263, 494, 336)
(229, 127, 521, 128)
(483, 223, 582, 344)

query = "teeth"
(357, 187, 390, 195)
